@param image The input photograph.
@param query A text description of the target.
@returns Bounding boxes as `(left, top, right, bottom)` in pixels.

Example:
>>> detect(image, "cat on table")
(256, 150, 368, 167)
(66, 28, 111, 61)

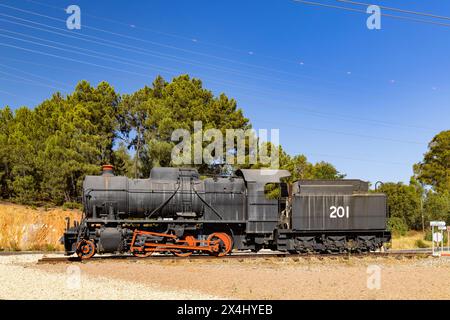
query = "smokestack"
(101, 164, 114, 176)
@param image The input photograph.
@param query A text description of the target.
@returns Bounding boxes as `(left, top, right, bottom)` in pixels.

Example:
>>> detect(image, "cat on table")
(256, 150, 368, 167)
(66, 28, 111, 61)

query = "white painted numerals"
(329, 206, 350, 219)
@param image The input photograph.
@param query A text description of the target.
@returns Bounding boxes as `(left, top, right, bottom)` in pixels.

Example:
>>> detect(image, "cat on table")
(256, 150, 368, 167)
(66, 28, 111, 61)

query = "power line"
(0, 4, 443, 100)
(0, 89, 39, 103)
(1, 54, 438, 134)
(300, 151, 411, 166)
(0, 40, 428, 146)
(242, 93, 438, 132)
(0, 69, 67, 91)
(0, 13, 355, 95)
(22, 0, 399, 80)
(293, 0, 450, 28)
(22, 0, 448, 92)
(256, 119, 426, 145)
(0, 39, 317, 104)
(0, 13, 440, 133)
(0, 42, 159, 78)
(0, 3, 442, 138)
(0, 2, 337, 78)
(1, 14, 381, 105)
(3, 0, 445, 94)
(335, 0, 450, 21)
(24, 0, 256, 56)
(0, 61, 72, 90)
(0, 28, 178, 74)
(0, 10, 443, 109)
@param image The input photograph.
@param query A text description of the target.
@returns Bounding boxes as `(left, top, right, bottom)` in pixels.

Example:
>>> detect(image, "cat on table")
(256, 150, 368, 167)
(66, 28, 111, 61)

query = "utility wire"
(335, 0, 450, 21)
(301, 151, 411, 166)
(21, 0, 391, 77)
(256, 119, 426, 145)
(293, 0, 450, 28)
(0, 5, 443, 98)
(0, 1, 442, 136)
(0, 2, 339, 77)
(0, 16, 439, 132)
(0, 14, 379, 104)
(241, 93, 439, 132)
(5, 0, 447, 94)
(1, 33, 436, 135)
(0, 61, 72, 89)
(0, 40, 428, 146)
(0, 13, 354, 94)
(0, 88, 39, 103)
(0, 11, 442, 118)
(0, 68, 68, 91)
(1, 54, 439, 134)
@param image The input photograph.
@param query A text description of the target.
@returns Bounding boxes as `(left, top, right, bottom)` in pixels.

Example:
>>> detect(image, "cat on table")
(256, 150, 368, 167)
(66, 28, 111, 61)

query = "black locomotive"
(63, 165, 391, 258)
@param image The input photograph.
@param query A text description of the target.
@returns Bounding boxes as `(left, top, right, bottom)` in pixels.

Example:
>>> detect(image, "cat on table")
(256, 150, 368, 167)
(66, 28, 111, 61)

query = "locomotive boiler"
(63, 165, 391, 259)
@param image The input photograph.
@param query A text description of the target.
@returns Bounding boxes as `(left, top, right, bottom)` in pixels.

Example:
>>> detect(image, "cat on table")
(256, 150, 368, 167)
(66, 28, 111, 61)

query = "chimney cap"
(102, 164, 114, 171)
(101, 164, 115, 176)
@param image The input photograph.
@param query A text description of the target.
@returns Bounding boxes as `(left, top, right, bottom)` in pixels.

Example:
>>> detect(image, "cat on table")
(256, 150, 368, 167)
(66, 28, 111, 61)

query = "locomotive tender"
(63, 165, 391, 259)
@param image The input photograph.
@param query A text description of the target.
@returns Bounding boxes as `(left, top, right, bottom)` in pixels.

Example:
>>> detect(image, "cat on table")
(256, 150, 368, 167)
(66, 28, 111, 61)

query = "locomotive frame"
(63, 165, 391, 259)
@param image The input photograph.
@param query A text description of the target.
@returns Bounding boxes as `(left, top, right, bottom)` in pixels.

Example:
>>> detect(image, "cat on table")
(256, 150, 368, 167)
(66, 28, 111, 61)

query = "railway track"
(36, 250, 431, 264)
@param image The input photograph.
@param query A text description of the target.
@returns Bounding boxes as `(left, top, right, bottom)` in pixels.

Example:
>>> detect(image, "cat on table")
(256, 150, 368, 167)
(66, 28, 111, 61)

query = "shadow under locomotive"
(63, 165, 391, 259)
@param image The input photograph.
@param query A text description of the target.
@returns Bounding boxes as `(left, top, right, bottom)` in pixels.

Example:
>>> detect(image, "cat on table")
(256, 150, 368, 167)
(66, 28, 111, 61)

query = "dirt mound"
(0, 202, 81, 251)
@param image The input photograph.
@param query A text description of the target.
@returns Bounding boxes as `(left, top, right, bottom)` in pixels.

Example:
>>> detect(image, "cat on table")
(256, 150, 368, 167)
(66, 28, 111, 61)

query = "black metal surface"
(63, 167, 391, 257)
(291, 194, 387, 231)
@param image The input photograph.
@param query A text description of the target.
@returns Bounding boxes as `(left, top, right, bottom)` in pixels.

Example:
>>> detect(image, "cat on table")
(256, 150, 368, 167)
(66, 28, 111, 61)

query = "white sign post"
(430, 221, 446, 256)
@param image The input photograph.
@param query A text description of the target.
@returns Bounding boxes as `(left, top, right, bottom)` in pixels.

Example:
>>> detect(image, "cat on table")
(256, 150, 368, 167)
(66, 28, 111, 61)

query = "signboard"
(433, 233, 443, 242)
(430, 221, 446, 227)
(438, 226, 447, 230)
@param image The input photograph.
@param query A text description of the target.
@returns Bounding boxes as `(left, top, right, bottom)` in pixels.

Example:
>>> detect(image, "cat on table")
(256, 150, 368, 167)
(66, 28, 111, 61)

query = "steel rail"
(36, 251, 431, 264)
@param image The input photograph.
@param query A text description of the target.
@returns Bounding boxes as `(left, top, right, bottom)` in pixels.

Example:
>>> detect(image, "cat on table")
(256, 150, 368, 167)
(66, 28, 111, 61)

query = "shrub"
(414, 239, 430, 248)
(62, 202, 82, 210)
(387, 217, 408, 236)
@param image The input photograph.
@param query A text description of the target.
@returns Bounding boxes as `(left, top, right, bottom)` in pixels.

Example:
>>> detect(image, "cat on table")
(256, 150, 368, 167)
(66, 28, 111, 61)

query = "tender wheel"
(207, 232, 233, 257)
(172, 235, 196, 257)
(76, 240, 96, 259)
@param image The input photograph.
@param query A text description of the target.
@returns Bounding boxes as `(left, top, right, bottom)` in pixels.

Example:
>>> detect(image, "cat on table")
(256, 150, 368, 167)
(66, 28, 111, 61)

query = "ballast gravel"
(0, 254, 224, 300)
(2, 253, 450, 299)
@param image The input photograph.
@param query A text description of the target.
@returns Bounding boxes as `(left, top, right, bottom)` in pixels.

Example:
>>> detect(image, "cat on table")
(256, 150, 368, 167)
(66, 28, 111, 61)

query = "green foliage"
(387, 217, 408, 236)
(251, 144, 345, 183)
(0, 74, 349, 206)
(257, 144, 345, 199)
(118, 75, 250, 177)
(0, 81, 119, 205)
(11, 175, 36, 204)
(414, 239, 430, 248)
(378, 183, 422, 230)
(423, 190, 450, 225)
(62, 201, 82, 210)
(414, 130, 450, 193)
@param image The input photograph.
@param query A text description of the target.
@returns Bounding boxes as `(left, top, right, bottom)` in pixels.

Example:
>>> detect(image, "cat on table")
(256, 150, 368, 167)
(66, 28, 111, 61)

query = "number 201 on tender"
(329, 206, 350, 219)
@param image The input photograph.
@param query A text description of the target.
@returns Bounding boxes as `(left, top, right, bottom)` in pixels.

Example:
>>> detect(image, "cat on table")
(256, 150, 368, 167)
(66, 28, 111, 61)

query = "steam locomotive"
(62, 165, 391, 259)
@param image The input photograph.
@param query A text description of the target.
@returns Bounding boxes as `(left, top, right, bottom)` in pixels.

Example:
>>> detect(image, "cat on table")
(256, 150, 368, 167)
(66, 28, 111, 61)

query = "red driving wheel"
(207, 232, 233, 257)
(76, 239, 96, 259)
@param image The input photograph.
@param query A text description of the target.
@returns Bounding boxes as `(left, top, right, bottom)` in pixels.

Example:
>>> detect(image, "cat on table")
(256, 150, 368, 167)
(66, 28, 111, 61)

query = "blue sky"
(0, 0, 449, 184)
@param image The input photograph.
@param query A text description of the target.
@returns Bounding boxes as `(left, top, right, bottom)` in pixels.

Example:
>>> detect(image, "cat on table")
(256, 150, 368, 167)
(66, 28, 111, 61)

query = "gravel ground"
(2, 254, 450, 300)
(0, 255, 224, 300)
(36, 255, 450, 300)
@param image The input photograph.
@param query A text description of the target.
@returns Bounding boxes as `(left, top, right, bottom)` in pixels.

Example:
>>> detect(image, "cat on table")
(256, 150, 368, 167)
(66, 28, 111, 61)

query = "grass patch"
(391, 230, 432, 249)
